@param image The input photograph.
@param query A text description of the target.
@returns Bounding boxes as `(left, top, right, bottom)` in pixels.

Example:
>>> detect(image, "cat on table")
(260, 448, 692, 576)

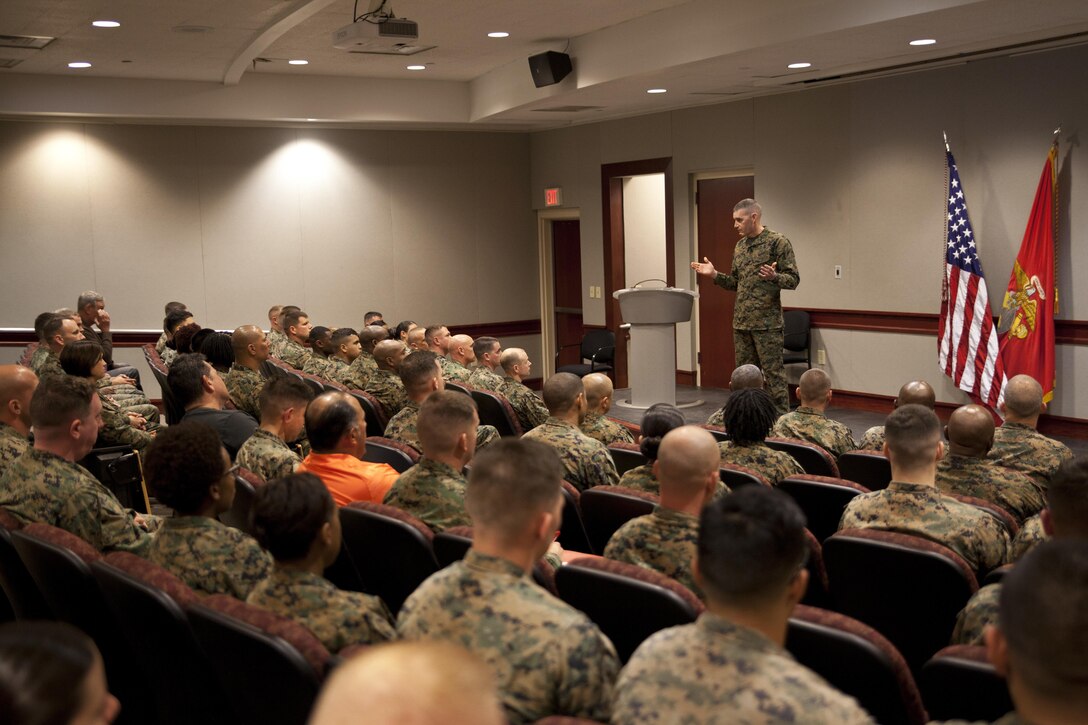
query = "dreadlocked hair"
(722, 388, 777, 445)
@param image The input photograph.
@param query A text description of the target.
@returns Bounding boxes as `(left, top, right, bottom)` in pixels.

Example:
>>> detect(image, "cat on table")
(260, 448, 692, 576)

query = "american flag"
(938, 149, 1006, 409)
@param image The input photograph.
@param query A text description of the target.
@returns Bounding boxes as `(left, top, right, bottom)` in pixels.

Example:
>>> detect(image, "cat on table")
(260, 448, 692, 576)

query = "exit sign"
(544, 187, 562, 207)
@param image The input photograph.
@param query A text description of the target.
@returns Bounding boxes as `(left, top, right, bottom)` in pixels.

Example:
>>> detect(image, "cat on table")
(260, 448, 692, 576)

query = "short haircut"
(1000, 539, 1088, 702)
(1003, 374, 1044, 418)
(423, 324, 446, 346)
(364, 311, 383, 323)
(541, 372, 583, 415)
(167, 353, 212, 409)
(42, 315, 68, 342)
(418, 391, 477, 455)
(733, 198, 761, 215)
(1048, 458, 1088, 539)
(164, 308, 193, 335)
(76, 290, 102, 310)
(283, 310, 308, 331)
(729, 364, 764, 391)
(398, 350, 440, 394)
(199, 332, 234, 371)
(304, 393, 361, 452)
(722, 388, 777, 445)
(29, 375, 94, 429)
(59, 340, 104, 377)
(33, 312, 57, 342)
(698, 486, 808, 605)
(499, 348, 526, 374)
(144, 422, 227, 514)
(472, 336, 500, 360)
(331, 327, 357, 346)
(0, 621, 99, 725)
(258, 376, 314, 419)
(466, 439, 564, 541)
(278, 305, 301, 325)
(309, 326, 331, 344)
(393, 320, 416, 340)
(52, 307, 77, 318)
(884, 404, 941, 467)
(797, 368, 831, 402)
(165, 301, 187, 315)
(638, 403, 686, 461)
(268, 304, 283, 319)
(250, 472, 336, 562)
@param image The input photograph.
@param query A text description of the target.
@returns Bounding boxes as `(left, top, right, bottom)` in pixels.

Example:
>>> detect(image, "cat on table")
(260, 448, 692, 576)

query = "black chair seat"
(558, 483, 594, 555)
(362, 437, 419, 473)
(579, 486, 657, 555)
(838, 451, 893, 491)
(765, 438, 838, 477)
(348, 391, 387, 437)
(782, 310, 811, 368)
(719, 465, 770, 490)
(340, 504, 438, 614)
(470, 389, 523, 437)
(606, 445, 647, 476)
(778, 475, 869, 544)
(556, 329, 615, 376)
(918, 645, 1014, 722)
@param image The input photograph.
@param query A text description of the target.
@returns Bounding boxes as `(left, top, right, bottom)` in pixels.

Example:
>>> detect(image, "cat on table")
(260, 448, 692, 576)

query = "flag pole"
(1052, 125, 1061, 314)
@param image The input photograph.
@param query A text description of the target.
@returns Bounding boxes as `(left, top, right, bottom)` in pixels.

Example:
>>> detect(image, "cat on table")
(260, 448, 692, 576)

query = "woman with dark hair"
(718, 388, 804, 485)
(394, 320, 418, 347)
(160, 309, 195, 367)
(619, 403, 686, 494)
(60, 340, 156, 452)
(0, 620, 120, 725)
(198, 332, 235, 374)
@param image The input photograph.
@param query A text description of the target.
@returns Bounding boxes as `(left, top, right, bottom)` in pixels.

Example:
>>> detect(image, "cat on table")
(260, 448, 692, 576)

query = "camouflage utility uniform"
(839, 481, 1009, 572)
(236, 429, 301, 482)
(951, 582, 1001, 646)
(364, 369, 409, 418)
(1010, 514, 1047, 561)
(302, 354, 336, 380)
(225, 364, 266, 421)
(0, 422, 29, 479)
(523, 417, 619, 492)
(987, 421, 1073, 490)
(384, 400, 499, 454)
(97, 394, 154, 452)
(612, 613, 873, 724)
(278, 339, 312, 370)
(442, 358, 473, 385)
(149, 516, 272, 598)
(706, 407, 725, 428)
(267, 329, 288, 359)
(603, 506, 701, 597)
(580, 412, 635, 447)
(498, 376, 550, 431)
(718, 441, 804, 486)
(467, 365, 504, 393)
(859, 425, 885, 452)
(246, 568, 395, 653)
(772, 406, 857, 458)
(397, 549, 620, 724)
(619, 463, 658, 494)
(936, 455, 1045, 523)
(326, 356, 367, 390)
(382, 457, 470, 532)
(347, 351, 377, 388)
(712, 228, 800, 416)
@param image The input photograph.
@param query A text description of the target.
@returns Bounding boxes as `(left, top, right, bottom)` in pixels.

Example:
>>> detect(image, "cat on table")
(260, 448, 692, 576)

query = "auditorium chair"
(578, 485, 658, 555)
(17, 342, 38, 367)
(778, 475, 871, 544)
(786, 604, 927, 725)
(765, 436, 839, 477)
(801, 529, 831, 608)
(782, 310, 812, 370)
(554, 557, 703, 663)
(219, 466, 265, 535)
(146, 348, 185, 424)
(340, 502, 439, 614)
(443, 381, 472, 397)
(559, 481, 595, 555)
(701, 424, 729, 443)
(362, 436, 420, 473)
(471, 388, 524, 437)
(92, 553, 237, 725)
(78, 444, 149, 514)
(823, 529, 979, 672)
(982, 563, 1014, 587)
(264, 357, 293, 380)
(837, 450, 893, 490)
(917, 645, 1014, 722)
(348, 390, 387, 437)
(434, 526, 559, 595)
(187, 594, 332, 725)
(298, 370, 346, 395)
(719, 463, 771, 490)
(555, 329, 615, 377)
(0, 507, 51, 619)
(606, 441, 646, 476)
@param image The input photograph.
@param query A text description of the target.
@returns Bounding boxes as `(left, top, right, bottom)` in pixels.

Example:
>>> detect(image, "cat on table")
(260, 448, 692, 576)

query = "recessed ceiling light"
(92, 20, 120, 28)
(406, 64, 426, 71)
(487, 32, 509, 38)
(787, 62, 811, 69)
(909, 38, 937, 46)
(68, 61, 92, 68)
(288, 59, 308, 65)
(647, 88, 667, 94)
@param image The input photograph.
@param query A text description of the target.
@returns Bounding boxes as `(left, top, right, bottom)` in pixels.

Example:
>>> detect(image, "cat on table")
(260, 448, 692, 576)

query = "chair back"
(778, 475, 870, 544)
(78, 445, 150, 514)
(219, 467, 264, 534)
(918, 645, 1014, 722)
(349, 391, 387, 437)
(606, 442, 646, 476)
(701, 424, 729, 442)
(558, 481, 594, 555)
(555, 557, 703, 663)
(579, 329, 616, 369)
(0, 509, 51, 619)
(824, 529, 979, 672)
(470, 389, 524, 437)
(787, 604, 927, 725)
(719, 463, 771, 489)
(443, 381, 472, 397)
(765, 437, 839, 477)
(363, 436, 420, 473)
(579, 486, 658, 555)
(782, 309, 812, 365)
(801, 529, 831, 608)
(17, 342, 39, 367)
(340, 502, 438, 614)
(147, 351, 185, 424)
(838, 451, 893, 490)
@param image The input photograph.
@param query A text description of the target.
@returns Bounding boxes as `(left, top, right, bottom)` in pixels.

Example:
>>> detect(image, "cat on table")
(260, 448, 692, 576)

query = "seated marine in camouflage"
(988, 374, 1074, 490)
(159, 308, 197, 368)
(579, 372, 634, 447)
(145, 422, 272, 598)
(0, 365, 37, 479)
(617, 403, 686, 495)
(324, 327, 367, 390)
(444, 334, 476, 385)
(613, 486, 873, 724)
(236, 376, 313, 483)
(32, 313, 85, 380)
(156, 302, 187, 354)
(363, 339, 411, 418)
(346, 325, 386, 387)
(225, 325, 270, 420)
(717, 389, 803, 486)
(858, 380, 937, 451)
(278, 309, 314, 370)
(497, 348, 549, 432)
(60, 340, 155, 453)
(247, 472, 395, 653)
(302, 326, 337, 379)
(466, 336, 505, 392)
(705, 363, 765, 428)
(771, 368, 857, 458)
(265, 304, 285, 356)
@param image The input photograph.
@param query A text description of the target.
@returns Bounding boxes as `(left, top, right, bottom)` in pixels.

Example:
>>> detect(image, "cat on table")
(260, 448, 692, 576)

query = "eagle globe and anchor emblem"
(998, 261, 1046, 340)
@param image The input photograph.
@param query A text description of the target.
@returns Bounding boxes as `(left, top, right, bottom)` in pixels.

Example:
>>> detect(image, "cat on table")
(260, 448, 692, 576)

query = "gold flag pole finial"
(943, 130, 950, 153)
(1053, 125, 1062, 144)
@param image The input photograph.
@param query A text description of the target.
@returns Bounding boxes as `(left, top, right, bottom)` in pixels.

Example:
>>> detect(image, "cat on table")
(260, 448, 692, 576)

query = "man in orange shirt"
(298, 391, 399, 506)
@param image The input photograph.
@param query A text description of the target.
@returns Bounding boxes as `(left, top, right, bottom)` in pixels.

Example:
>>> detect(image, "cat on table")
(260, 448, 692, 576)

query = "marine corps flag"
(998, 142, 1058, 403)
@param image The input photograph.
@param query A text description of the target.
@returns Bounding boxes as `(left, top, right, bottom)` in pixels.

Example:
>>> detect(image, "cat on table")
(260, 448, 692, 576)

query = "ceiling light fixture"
(909, 38, 937, 46)
(647, 88, 667, 94)
(92, 20, 120, 28)
(288, 59, 308, 65)
(68, 61, 92, 68)
(406, 64, 426, 70)
(787, 62, 811, 69)
(487, 32, 509, 38)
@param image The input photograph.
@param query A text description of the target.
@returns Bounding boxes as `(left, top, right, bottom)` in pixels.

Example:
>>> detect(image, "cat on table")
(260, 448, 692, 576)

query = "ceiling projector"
(332, 17, 419, 51)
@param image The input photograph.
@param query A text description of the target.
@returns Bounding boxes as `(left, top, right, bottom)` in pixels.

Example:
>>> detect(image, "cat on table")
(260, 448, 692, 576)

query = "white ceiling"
(2, 0, 1087, 130)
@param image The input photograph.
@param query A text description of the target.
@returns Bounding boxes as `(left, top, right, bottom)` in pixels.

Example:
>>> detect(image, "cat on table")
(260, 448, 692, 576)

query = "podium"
(613, 286, 698, 407)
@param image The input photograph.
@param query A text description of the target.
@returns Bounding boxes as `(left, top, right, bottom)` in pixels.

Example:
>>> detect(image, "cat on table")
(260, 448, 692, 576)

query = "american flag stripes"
(938, 149, 1006, 409)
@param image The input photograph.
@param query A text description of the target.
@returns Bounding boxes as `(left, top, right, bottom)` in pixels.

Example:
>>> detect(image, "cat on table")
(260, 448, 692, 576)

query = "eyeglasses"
(224, 463, 241, 478)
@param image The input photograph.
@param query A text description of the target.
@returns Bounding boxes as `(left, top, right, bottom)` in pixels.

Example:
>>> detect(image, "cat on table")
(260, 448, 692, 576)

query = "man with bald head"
(297, 391, 399, 506)
(226, 325, 271, 420)
(522, 373, 619, 492)
(0, 365, 38, 477)
(937, 404, 1045, 523)
(580, 373, 634, 446)
(706, 364, 765, 427)
(347, 325, 387, 387)
(444, 334, 475, 385)
(363, 339, 410, 417)
(772, 368, 857, 457)
(604, 426, 721, 596)
(466, 337, 504, 392)
(406, 327, 427, 352)
(859, 380, 936, 451)
(989, 374, 1073, 489)
(497, 348, 549, 432)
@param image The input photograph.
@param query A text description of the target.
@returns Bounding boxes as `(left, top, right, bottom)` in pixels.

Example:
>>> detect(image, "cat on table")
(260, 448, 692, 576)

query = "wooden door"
(695, 176, 754, 389)
(552, 219, 583, 368)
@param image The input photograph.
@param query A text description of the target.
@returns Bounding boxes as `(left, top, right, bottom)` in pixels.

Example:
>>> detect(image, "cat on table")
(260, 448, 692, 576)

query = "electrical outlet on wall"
(817, 349, 827, 365)
(834, 265, 842, 279)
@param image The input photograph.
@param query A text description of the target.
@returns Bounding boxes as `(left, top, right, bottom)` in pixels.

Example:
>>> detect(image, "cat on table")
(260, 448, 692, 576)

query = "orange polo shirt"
(297, 452, 399, 507)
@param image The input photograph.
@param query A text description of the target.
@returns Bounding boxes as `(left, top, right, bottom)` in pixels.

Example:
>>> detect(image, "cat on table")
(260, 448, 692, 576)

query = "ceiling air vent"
(533, 105, 603, 113)
(0, 34, 54, 50)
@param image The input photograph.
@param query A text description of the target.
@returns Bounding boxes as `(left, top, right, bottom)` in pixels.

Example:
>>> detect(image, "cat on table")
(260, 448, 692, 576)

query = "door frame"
(691, 168, 755, 387)
(537, 207, 581, 381)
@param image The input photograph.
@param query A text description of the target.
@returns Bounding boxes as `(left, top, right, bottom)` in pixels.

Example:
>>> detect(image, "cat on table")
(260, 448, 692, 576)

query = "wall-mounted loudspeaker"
(528, 51, 572, 88)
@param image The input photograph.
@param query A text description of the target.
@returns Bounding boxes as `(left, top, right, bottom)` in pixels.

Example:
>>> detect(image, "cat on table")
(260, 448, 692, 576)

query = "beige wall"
(622, 173, 668, 288)
(530, 43, 1088, 418)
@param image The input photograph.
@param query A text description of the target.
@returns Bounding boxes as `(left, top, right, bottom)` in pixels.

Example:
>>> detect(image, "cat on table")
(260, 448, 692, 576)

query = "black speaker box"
(528, 51, 572, 88)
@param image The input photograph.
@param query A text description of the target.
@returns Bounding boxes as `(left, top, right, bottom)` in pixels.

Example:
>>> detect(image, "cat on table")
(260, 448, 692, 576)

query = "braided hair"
(722, 388, 777, 445)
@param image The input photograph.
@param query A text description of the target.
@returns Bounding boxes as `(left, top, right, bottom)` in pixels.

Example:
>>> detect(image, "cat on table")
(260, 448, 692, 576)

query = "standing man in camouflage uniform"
(279, 309, 314, 370)
(989, 374, 1074, 490)
(444, 334, 476, 385)
(604, 426, 720, 597)
(580, 372, 634, 446)
(498, 348, 549, 432)
(613, 486, 872, 724)
(226, 325, 270, 420)
(772, 368, 857, 457)
(384, 391, 476, 531)
(522, 373, 619, 492)
(467, 337, 504, 392)
(398, 439, 620, 724)
(364, 339, 410, 417)
(692, 198, 799, 416)
(858, 380, 937, 451)
(0, 376, 154, 555)
(0, 365, 37, 478)
(839, 404, 1009, 573)
(236, 377, 313, 482)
